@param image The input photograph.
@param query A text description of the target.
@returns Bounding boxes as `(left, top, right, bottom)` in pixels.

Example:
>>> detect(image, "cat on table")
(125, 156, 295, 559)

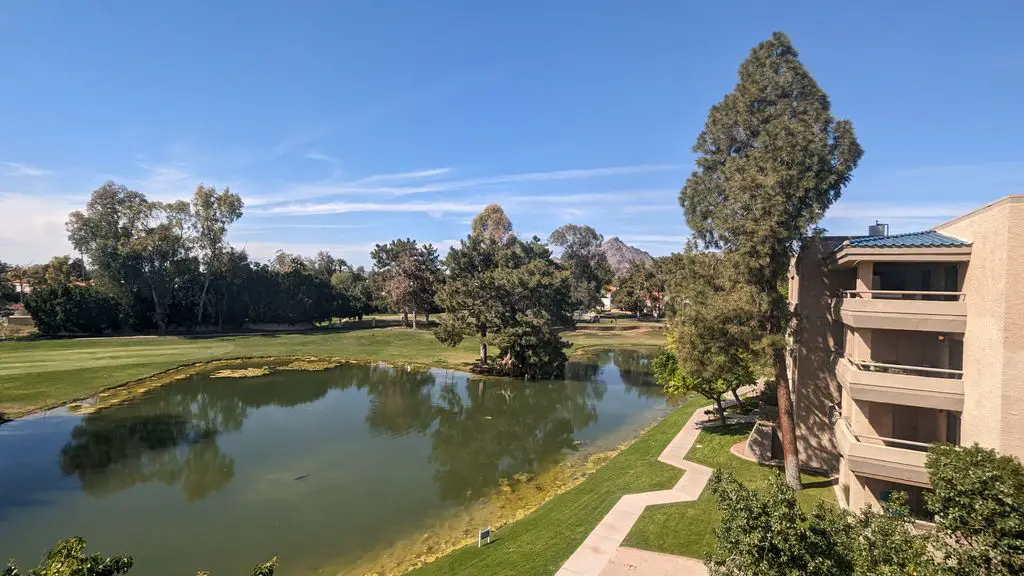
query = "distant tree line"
(16, 182, 685, 377)
(14, 182, 377, 336)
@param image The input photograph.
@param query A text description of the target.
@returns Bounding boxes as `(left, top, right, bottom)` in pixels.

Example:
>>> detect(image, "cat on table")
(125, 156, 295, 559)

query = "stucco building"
(788, 194, 1024, 513)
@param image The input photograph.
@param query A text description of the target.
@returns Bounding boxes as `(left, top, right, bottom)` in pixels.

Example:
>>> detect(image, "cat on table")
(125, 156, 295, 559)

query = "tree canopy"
(611, 261, 663, 317)
(0, 261, 15, 318)
(2, 537, 276, 576)
(17, 181, 356, 335)
(549, 224, 613, 313)
(707, 443, 1024, 576)
(435, 207, 572, 378)
(470, 203, 513, 244)
(371, 239, 441, 327)
(678, 31, 862, 488)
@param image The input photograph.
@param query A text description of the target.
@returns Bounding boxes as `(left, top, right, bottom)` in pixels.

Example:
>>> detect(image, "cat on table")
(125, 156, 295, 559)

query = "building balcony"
(834, 290, 966, 333)
(835, 418, 931, 487)
(836, 357, 964, 412)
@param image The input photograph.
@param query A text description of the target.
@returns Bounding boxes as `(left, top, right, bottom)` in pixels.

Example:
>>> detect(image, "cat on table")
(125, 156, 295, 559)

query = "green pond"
(0, 350, 666, 575)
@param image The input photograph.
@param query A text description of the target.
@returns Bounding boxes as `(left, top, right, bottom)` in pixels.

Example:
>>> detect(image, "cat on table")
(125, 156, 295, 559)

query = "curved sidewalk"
(554, 407, 715, 576)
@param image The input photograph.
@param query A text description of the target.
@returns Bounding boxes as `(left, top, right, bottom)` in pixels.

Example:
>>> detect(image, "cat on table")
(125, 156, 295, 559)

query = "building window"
(946, 412, 961, 446)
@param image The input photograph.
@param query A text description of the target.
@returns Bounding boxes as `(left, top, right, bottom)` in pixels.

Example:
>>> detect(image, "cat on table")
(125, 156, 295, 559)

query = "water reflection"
(362, 366, 438, 437)
(611, 350, 662, 396)
(56, 353, 657, 503)
(429, 377, 605, 501)
(2, 351, 664, 576)
(60, 390, 245, 501)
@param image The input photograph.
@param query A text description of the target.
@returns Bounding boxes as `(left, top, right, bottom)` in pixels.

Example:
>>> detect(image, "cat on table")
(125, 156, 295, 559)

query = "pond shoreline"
(2, 347, 669, 576)
(6, 342, 662, 421)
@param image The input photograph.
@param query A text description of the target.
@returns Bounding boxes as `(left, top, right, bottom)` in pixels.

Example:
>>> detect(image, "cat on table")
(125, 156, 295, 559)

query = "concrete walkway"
(554, 406, 719, 576)
(602, 547, 707, 576)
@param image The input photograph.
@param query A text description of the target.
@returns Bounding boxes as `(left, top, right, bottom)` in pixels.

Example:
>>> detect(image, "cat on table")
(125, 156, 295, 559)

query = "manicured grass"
(405, 395, 707, 576)
(0, 323, 664, 418)
(622, 422, 837, 559)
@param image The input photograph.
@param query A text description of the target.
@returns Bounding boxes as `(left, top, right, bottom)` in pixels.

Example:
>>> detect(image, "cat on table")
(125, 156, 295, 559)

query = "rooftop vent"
(868, 221, 889, 237)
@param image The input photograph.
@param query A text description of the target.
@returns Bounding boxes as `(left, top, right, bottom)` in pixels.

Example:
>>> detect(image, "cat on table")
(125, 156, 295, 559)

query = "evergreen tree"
(436, 207, 572, 378)
(678, 32, 862, 488)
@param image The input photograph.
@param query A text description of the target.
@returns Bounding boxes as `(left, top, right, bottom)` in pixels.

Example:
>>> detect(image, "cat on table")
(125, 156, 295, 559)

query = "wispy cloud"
(426, 164, 684, 191)
(302, 152, 339, 164)
(234, 223, 373, 230)
(246, 168, 453, 206)
(255, 200, 486, 217)
(254, 164, 683, 205)
(348, 168, 451, 185)
(826, 202, 980, 220)
(2, 162, 52, 177)
(506, 190, 668, 205)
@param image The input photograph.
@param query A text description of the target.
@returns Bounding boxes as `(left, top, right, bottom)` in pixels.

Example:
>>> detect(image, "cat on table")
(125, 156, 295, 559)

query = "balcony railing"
(848, 430, 932, 453)
(837, 358, 965, 411)
(849, 359, 963, 380)
(840, 290, 965, 302)
(836, 418, 932, 486)
(833, 290, 967, 333)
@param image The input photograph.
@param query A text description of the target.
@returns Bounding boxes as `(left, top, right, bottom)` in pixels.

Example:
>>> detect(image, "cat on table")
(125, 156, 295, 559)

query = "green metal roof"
(845, 230, 970, 248)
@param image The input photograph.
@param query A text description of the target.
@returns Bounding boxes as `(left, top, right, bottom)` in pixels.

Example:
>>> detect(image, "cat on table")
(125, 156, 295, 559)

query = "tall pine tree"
(679, 32, 862, 489)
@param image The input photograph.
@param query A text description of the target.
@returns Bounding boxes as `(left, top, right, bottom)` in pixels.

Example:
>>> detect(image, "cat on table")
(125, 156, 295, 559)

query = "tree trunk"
(715, 397, 727, 424)
(402, 311, 409, 327)
(479, 325, 488, 366)
(196, 273, 211, 327)
(731, 387, 742, 407)
(425, 312, 430, 324)
(218, 292, 227, 332)
(150, 286, 167, 334)
(412, 310, 418, 329)
(774, 346, 801, 490)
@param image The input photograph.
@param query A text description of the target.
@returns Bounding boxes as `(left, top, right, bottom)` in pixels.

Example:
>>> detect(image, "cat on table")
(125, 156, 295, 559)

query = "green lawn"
(622, 423, 837, 559)
(405, 395, 708, 576)
(0, 323, 664, 418)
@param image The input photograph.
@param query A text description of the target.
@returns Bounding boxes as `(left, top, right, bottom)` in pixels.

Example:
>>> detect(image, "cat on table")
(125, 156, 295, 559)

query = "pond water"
(0, 350, 664, 575)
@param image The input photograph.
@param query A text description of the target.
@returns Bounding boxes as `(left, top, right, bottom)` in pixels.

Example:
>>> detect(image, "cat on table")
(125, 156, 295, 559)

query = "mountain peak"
(600, 237, 653, 276)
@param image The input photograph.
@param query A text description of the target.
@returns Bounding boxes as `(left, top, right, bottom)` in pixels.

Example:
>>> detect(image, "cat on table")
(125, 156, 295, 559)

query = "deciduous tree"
(549, 224, 613, 314)
(0, 262, 15, 319)
(372, 239, 440, 327)
(926, 444, 1024, 575)
(470, 203, 513, 244)
(190, 185, 243, 326)
(678, 32, 862, 488)
(611, 262, 662, 317)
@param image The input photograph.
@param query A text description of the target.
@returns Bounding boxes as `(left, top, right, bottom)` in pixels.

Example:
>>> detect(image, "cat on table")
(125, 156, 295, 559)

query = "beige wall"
(790, 238, 849, 472)
(936, 196, 1024, 458)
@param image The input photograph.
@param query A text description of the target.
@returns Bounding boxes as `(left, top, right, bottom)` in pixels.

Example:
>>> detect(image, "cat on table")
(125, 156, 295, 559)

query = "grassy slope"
(622, 423, 837, 558)
(405, 395, 707, 576)
(0, 324, 664, 418)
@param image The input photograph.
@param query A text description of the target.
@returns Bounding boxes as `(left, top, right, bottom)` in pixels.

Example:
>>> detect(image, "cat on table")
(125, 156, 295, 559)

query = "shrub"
(25, 284, 121, 335)
(3, 538, 276, 576)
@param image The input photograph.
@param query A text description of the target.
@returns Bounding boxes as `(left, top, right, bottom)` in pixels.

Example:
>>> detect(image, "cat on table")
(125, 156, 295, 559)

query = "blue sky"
(2, 1, 1023, 266)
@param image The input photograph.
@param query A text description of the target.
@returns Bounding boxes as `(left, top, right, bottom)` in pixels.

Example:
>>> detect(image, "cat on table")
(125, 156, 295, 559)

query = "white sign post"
(478, 527, 491, 547)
